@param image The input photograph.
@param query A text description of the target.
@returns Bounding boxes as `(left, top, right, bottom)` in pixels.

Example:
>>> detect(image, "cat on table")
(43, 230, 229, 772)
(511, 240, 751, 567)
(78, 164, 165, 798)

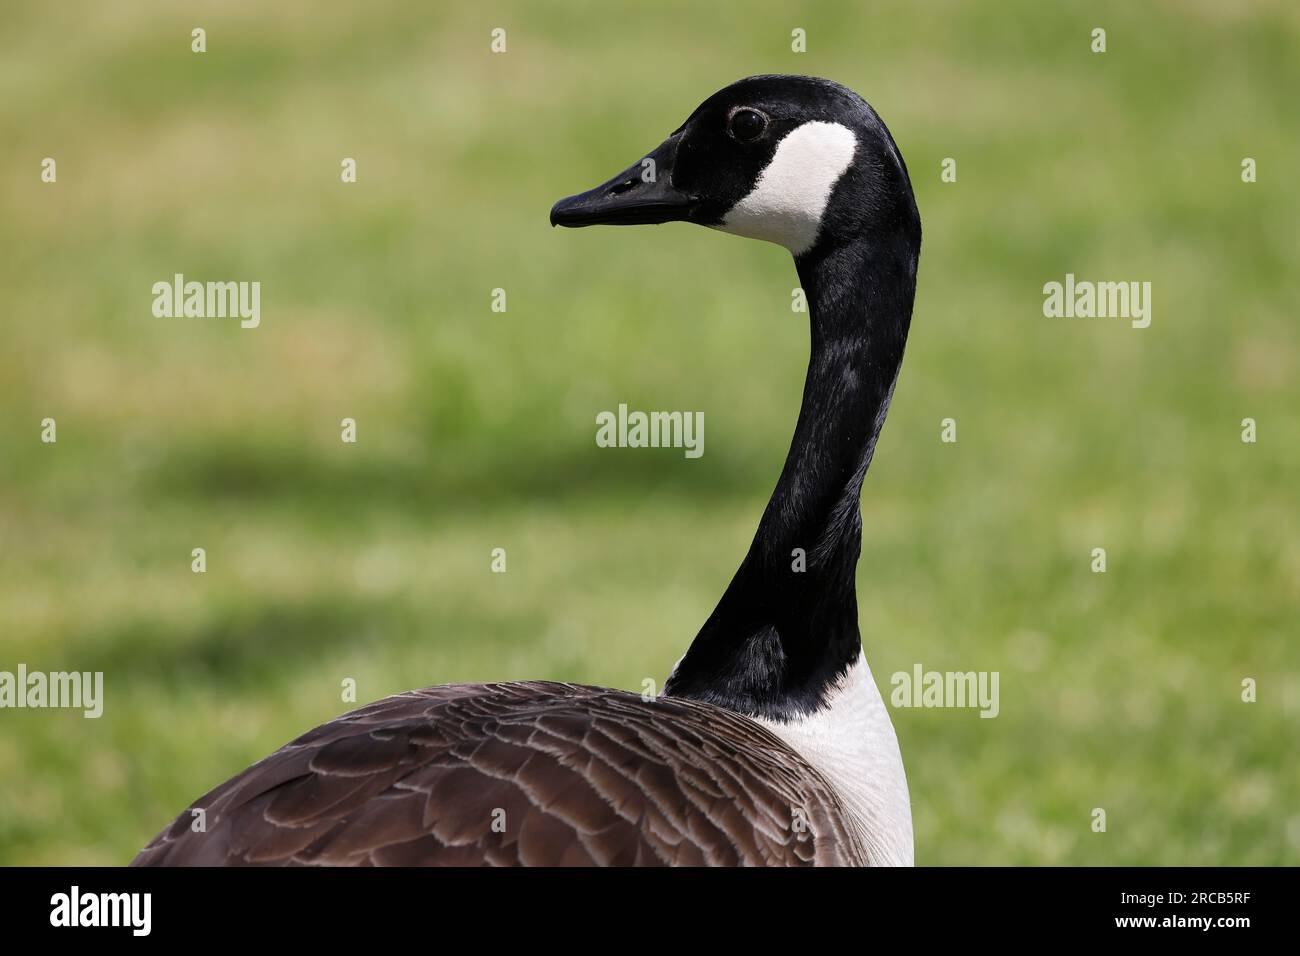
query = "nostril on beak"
(609, 177, 638, 196)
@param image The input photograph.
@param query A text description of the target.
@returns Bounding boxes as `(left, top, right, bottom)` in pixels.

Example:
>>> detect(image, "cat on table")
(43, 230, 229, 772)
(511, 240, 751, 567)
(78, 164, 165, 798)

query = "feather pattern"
(132, 682, 867, 867)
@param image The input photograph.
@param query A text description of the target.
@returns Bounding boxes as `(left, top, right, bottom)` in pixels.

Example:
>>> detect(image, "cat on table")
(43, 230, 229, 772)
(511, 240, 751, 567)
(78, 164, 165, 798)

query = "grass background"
(0, 0, 1296, 865)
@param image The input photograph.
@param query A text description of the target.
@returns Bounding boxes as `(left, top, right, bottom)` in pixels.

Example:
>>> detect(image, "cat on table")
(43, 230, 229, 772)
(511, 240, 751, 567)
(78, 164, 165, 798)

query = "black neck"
(664, 230, 918, 720)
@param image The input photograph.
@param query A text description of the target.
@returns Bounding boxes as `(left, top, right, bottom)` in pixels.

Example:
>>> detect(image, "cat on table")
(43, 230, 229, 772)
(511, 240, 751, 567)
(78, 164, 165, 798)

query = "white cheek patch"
(716, 121, 857, 256)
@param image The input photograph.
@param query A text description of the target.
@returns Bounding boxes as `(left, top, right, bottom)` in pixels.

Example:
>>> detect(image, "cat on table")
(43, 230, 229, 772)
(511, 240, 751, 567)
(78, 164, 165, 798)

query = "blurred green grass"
(0, 0, 1296, 865)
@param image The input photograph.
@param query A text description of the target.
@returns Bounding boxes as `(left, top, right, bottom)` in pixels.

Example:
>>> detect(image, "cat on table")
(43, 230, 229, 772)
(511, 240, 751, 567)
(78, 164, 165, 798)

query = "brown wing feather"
(131, 682, 866, 867)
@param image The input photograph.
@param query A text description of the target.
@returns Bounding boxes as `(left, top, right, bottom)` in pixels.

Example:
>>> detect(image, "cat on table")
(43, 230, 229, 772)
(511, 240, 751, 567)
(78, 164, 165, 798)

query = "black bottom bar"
(0, 866, 1285, 942)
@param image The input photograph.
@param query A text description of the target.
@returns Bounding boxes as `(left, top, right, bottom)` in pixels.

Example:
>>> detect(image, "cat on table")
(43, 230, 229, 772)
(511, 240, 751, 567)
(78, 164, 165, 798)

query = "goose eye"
(728, 108, 767, 142)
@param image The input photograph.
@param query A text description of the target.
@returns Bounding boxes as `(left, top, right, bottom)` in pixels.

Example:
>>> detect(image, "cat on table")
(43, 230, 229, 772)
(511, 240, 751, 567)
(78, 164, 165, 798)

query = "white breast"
(715, 121, 858, 256)
(754, 651, 914, 866)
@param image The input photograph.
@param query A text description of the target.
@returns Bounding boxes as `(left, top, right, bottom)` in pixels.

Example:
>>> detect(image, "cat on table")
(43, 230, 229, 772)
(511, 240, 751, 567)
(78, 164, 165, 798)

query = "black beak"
(550, 133, 696, 227)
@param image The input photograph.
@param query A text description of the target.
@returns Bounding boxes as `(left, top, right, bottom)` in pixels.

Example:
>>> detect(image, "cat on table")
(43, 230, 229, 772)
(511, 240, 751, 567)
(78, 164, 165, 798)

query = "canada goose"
(133, 74, 922, 867)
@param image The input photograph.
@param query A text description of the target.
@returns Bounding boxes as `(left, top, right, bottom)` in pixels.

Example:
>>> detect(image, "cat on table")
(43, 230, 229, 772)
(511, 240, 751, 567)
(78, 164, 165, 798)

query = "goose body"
(134, 683, 867, 866)
(135, 75, 922, 867)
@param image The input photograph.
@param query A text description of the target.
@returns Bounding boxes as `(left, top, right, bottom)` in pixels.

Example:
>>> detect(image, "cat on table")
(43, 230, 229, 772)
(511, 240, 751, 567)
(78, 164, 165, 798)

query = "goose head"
(550, 74, 918, 259)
